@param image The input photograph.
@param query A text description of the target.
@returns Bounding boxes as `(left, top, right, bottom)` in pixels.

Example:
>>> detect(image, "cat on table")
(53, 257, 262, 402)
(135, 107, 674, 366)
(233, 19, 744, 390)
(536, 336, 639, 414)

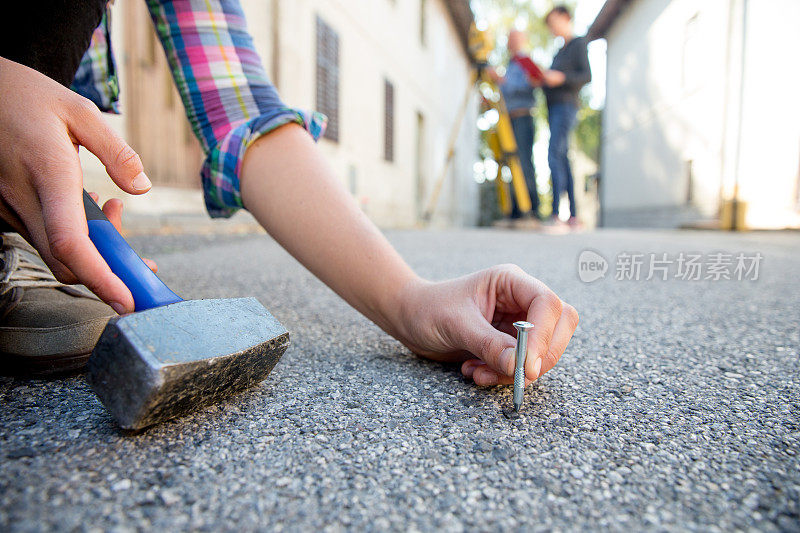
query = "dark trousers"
(509, 114, 540, 218)
(0, 0, 107, 86)
(548, 102, 578, 218)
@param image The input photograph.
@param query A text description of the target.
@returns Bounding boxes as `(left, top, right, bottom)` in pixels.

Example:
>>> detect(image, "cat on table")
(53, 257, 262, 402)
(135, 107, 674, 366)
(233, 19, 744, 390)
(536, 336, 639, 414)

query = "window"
(415, 111, 426, 216)
(316, 16, 340, 142)
(384, 79, 395, 162)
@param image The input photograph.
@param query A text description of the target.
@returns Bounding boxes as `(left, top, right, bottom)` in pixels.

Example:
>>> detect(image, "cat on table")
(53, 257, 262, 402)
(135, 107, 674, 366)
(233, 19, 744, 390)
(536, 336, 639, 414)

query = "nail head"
(513, 321, 534, 331)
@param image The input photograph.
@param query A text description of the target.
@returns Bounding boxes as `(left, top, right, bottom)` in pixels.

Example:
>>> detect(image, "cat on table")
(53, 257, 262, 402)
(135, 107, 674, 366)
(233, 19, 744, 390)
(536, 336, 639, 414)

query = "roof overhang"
(587, 0, 634, 41)
(444, 0, 475, 58)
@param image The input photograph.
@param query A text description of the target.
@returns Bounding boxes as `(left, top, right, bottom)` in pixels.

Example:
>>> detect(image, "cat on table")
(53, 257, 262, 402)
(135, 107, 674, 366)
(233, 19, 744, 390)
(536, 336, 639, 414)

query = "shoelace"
(0, 236, 64, 290)
(0, 235, 100, 321)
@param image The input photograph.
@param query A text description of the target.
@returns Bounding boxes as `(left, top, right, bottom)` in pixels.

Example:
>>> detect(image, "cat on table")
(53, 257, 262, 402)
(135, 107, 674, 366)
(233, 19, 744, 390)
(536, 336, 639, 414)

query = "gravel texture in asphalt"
(1, 229, 798, 531)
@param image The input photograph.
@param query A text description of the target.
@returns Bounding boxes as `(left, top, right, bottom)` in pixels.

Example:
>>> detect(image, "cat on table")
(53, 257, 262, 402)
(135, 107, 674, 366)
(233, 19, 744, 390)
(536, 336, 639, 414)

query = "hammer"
(82, 191, 290, 430)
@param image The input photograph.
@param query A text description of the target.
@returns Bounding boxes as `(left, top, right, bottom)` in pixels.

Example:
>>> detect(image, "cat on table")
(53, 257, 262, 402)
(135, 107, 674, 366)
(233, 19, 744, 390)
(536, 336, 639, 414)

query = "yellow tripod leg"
(507, 157, 532, 213)
(495, 111, 532, 214)
(496, 171, 511, 216)
(487, 132, 512, 216)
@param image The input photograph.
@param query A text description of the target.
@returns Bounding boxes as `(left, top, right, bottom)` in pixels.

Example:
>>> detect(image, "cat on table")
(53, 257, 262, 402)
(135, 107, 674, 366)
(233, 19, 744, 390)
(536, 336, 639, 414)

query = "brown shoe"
(0, 233, 115, 376)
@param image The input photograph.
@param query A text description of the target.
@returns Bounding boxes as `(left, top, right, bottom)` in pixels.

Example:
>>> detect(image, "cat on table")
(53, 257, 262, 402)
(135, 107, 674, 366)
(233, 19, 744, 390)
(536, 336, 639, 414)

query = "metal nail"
(512, 321, 534, 412)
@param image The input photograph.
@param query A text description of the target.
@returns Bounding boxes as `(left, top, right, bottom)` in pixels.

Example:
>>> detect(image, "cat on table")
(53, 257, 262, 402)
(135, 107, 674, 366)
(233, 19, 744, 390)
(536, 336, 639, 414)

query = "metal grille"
(384, 79, 394, 162)
(316, 16, 340, 142)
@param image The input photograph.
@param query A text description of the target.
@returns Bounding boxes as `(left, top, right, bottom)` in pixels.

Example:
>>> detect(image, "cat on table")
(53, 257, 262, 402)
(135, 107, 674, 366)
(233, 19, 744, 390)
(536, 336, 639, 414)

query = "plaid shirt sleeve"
(145, 0, 326, 218)
(70, 12, 120, 114)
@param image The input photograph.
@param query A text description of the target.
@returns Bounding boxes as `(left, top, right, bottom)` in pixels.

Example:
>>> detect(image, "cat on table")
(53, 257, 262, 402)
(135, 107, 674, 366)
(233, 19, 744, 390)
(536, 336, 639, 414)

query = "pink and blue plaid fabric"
(74, 0, 326, 218)
(70, 12, 120, 114)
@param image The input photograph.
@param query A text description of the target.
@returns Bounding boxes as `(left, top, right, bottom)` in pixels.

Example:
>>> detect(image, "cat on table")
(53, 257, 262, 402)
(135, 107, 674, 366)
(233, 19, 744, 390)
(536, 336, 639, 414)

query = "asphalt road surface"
(1, 228, 798, 532)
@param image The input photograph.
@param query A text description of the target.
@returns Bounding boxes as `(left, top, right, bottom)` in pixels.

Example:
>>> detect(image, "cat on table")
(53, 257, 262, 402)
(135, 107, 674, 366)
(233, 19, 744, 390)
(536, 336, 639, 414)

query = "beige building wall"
(82, 0, 479, 228)
(252, 0, 479, 227)
(600, 0, 800, 229)
(728, 0, 800, 229)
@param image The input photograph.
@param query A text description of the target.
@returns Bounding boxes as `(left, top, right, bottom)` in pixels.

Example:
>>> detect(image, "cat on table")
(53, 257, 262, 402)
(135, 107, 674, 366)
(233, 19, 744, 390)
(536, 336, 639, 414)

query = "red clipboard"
(514, 56, 545, 82)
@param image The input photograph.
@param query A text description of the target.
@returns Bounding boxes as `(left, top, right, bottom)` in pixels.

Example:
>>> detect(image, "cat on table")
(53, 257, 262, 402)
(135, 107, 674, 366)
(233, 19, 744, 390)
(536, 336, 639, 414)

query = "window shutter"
(316, 16, 340, 142)
(384, 79, 394, 162)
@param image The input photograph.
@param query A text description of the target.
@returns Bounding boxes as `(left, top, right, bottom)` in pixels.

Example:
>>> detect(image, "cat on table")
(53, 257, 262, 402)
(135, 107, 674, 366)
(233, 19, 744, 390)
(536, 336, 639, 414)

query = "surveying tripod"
(421, 24, 534, 223)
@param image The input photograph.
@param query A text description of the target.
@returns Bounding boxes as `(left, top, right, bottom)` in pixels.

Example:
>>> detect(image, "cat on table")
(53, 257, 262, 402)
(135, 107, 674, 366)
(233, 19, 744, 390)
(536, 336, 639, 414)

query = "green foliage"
(470, 0, 578, 61)
(574, 102, 601, 162)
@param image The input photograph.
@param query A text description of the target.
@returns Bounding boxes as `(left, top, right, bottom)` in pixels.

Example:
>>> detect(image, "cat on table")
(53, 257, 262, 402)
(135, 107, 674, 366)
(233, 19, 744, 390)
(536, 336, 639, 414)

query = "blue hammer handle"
(83, 190, 182, 311)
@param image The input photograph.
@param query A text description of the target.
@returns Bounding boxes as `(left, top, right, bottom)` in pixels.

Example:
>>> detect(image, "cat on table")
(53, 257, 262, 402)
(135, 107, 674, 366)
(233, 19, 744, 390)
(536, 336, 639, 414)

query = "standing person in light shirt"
(489, 30, 542, 222)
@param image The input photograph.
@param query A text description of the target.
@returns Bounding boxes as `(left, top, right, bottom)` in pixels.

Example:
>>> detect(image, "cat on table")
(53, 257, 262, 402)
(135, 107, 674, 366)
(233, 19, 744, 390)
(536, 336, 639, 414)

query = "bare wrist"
(383, 275, 432, 347)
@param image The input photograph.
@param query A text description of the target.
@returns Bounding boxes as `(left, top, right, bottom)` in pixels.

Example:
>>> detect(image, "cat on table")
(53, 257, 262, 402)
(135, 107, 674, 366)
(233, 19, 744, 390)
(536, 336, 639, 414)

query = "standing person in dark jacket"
(542, 5, 591, 226)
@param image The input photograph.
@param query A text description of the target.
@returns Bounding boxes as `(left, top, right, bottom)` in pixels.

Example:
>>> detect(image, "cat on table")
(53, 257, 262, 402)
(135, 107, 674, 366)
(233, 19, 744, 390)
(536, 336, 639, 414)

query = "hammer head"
(87, 297, 289, 430)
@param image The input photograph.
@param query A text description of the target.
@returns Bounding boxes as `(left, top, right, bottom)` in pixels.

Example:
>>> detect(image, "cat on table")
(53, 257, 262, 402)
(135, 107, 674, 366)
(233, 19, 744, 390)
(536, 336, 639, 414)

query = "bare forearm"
(239, 124, 419, 338)
(238, 123, 578, 387)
